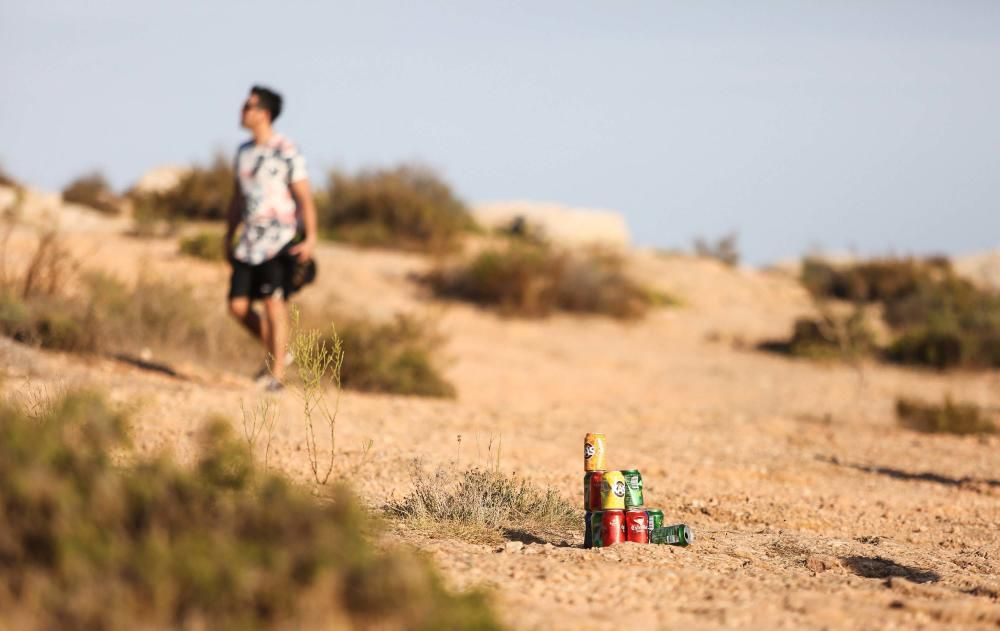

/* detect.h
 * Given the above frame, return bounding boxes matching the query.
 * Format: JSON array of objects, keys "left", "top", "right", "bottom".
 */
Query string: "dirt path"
[{"left": 3, "top": 206, "right": 999, "bottom": 628}]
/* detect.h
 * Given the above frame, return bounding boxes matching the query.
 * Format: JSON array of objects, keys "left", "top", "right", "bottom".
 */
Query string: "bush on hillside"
[
  {"left": 425, "top": 242, "right": 661, "bottom": 319},
  {"left": 2, "top": 258, "right": 460, "bottom": 394},
  {"left": 0, "top": 270, "right": 250, "bottom": 369},
  {"left": 783, "top": 257, "right": 1000, "bottom": 370},
  {"left": 896, "top": 396, "right": 997, "bottom": 435},
  {"left": 315, "top": 165, "right": 472, "bottom": 252},
  {"left": 179, "top": 229, "right": 226, "bottom": 261},
  {"left": 800, "top": 257, "right": 951, "bottom": 303},
  {"left": 62, "top": 171, "right": 122, "bottom": 215},
  {"left": 759, "top": 311, "right": 876, "bottom": 360},
  {"left": 0, "top": 390, "right": 500, "bottom": 629},
  {"left": 129, "top": 155, "right": 234, "bottom": 235},
  {"left": 335, "top": 315, "right": 456, "bottom": 398},
  {"left": 693, "top": 233, "right": 740, "bottom": 267}
]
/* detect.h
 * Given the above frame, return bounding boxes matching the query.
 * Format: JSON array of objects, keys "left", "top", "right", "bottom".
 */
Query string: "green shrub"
[
  {"left": 129, "top": 155, "right": 233, "bottom": 228},
  {"left": 62, "top": 172, "right": 121, "bottom": 215},
  {"left": 784, "top": 311, "right": 876, "bottom": 360},
  {"left": 386, "top": 464, "right": 579, "bottom": 545},
  {"left": 314, "top": 314, "right": 455, "bottom": 398},
  {"left": 315, "top": 165, "right": 472, "bottom": 251},
  {"left": 426, "top": 242, "right": 659, "bottom": 319},
  {"left": 0, "top": 291, "right": 96, "bottom": 352},
  {"left": 801, "top": 257, "right": 951, "bottom": 303},
  {"left": 896, "top": 396, "right": 997, "bottom": 435},
  {"left": 179, "top": 229, "right": 226, "bottom": 261},
  {"left": 1, "top": 270, "right": 251, "bottom": 370},
  {"left": 792, "top": 257, "right": 1000, "bottom": 370},
  {"left": 0, "top": 390, "right": 501, "bottom": 629}
]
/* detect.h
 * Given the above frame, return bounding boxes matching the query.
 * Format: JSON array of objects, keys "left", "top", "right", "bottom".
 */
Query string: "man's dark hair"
[{"left": 251, "top": 85, "right": 283, "bottom": 122}]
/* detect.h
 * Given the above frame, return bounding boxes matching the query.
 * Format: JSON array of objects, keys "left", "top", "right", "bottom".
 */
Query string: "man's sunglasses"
[{"left": 242, "top": 102, "right": 262, "bottom": 112}]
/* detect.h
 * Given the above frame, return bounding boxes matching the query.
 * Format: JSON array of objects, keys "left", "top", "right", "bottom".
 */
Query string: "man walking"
[{"left": 225, "top": 85, "right": 317, "bottom": 391}]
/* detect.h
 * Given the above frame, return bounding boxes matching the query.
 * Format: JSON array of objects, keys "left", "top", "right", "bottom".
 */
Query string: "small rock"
[
  {"left": 504, "top": 541, "right": 524, "bottom": 553},
  {"left": 806, "top": 554, "right": 840, "bottom": 573}
]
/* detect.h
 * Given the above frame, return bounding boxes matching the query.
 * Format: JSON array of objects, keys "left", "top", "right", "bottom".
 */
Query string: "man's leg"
[
  {"left": 228, "top": 297, "right": 272, "bottom": 348},
  {"left": 262, "top": 295, "right": 288, "bottom": 381}
]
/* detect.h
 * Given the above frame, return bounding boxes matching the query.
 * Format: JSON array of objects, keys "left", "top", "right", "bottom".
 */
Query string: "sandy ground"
[{"left": 2, "top": 197, "right": 999, "bottom": 629}]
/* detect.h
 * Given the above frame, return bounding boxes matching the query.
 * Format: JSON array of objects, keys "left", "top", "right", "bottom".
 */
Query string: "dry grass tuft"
[{"left": 386, "top": 464, "right": 579, "bottom": 545}]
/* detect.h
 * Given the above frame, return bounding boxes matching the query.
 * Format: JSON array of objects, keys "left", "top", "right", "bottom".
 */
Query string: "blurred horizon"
[{"left": 2, "top": 0, "right": 998, "bottom": 264}]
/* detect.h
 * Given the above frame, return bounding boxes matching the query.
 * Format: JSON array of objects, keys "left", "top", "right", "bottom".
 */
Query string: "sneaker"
[
  {"left": 261, "top": 376, "right": 284, "bottom": 393},
  {"left": 253, "top": 351, "right": 294, "bottom": 384}
]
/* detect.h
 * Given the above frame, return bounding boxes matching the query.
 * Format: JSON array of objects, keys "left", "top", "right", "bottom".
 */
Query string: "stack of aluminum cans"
[{"left": 583, "top": 433, "right": 693, "bottom": 549}]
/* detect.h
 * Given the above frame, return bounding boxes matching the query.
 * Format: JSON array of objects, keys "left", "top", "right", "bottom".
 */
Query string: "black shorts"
[{"left": 228, "top": 253, "right": 292, "bottom": 301}]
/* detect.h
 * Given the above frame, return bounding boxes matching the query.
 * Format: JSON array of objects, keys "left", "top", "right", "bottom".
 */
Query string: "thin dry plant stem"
[
  {"left": 287, "top": 307, "right": 344, "bottom": 485},
  {"left": 240, "top": 398, "right": 278, "bottom": 470},
  {"left": 262, "top": 399, "right": 279, "bottom": 471}
]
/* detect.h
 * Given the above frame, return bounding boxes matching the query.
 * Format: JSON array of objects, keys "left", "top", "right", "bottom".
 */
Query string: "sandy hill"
[{"left": 2, "top": 187, "right": 999, "bottom": 629}]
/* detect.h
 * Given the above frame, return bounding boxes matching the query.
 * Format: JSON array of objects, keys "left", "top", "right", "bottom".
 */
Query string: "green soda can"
[
  {"left": 651, "top": 524, "right": 694, "bottom": 546},
  {"left": 645, "top": 508, "right": 664, "bottom": 540},
  {"left": 584, "top": 512, "right": 594, "bottom": 548},
  {"left": 590, "top": 511, "right": 604, "bottom": 548},
  {"left": 621, "top": 469, "right": 644, "bottom": 508}
]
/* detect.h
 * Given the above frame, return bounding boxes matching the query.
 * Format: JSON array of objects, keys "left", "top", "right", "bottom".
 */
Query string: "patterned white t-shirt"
[{"left": 232, "top": 133, "right": 308, "bottom": 265}]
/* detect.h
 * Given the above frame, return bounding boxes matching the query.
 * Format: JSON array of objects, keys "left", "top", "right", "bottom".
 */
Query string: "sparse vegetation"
[
  {"left": 240, "top": 397, "right": 279, "bottom": 471},
  {"left": 62, "top": 171, "right": 122, "bottom": 215},
  {"left": 1, "top": 266, "right": 251, "bottom": 370},
  {"left": 386, "top": 463, "right": 579, "bottom": 545},
  {"left": 766, "top": 257, "right": 1000, "bottom": 370},
  {"left": 129, "top": 155, "right": 233, "bottom": 236},
  {"left": 285, "top": 309, "right": 345, "bottom": 485},
  {"left": 694, "top": 232, "right": 740, "bottom": 267},
  {"left": 1, "top": 226, "right": 457, "bottom": 392},
  {"left": 426, "top": 242, "right": 660, "bottom": 319},
  {"left": 773, "top": 311, "right": 876, "bottom": 360},
  {"left": 0, "top": 390, "right": 500, "bottom": 629},
  {"left": 896, "top": 396, "right": 997, "bottom": 435},
  {"left": 801, "top": 257, "right": 949, "bottom": 304},
  {"left": 336, "top": 315, "right": 456, "bottom": 397},
  {"left": 315, "top": 164, "right": 473, "bottom": 252},
  {"left": 179, "top": 228, "right": 226, "bottom": 261}
]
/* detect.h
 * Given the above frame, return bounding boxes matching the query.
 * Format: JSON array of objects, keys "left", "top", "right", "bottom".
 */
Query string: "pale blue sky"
[{"left": 2, "top": 1, "right": 998, "bottom": 263}]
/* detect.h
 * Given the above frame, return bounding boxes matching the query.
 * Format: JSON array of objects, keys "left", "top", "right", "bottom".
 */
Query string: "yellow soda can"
[
  {"left": 584, "top": 433, "right": 607, "bottom": 471},
  {"left": 600, "top": 470, "right": 627, "bottom": 510}
]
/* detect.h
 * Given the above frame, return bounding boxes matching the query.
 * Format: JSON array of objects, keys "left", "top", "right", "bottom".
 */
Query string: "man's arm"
[
  {"left": 289, "top": 179, "right": 317, "bottom": 262},
  {"left": 224, "top": 177, "right": 243, "bottom": 261}
]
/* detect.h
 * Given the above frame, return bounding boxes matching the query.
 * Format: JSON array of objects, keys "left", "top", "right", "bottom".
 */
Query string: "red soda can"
[
  {"left": 601, "top": 510, "right": 626, "bottom": 546},
  {"left": 625, "top": 509, "right": 649, "bottom": 543},
  {"left": 585, "top": 471, "right": 604, "bottom": 511}
]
